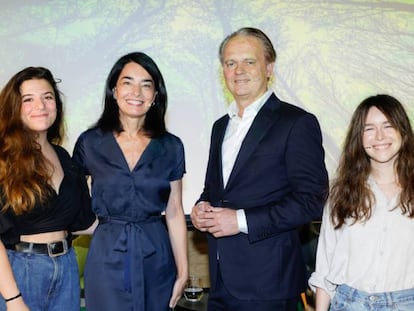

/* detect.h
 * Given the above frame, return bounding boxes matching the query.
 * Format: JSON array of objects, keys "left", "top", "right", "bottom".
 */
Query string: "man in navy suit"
[{"left": 191, "top": 27, "right": 329, "bottom": 311}]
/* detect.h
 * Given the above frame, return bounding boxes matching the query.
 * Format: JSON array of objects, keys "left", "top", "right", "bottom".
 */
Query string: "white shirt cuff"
[{"left": 236, "top": 209, "right": 248, "bottom": 234}]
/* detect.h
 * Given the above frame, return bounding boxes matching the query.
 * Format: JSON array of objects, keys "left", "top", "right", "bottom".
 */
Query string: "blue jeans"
[
  {"left": 330, "top": 284, "right": 414, "bottom": 311},
  {"left": 0, "top": 248, "right": 80, "bottom": 311}
]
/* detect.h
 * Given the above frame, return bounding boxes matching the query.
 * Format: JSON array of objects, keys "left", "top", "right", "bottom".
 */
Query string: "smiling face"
[
  {"left": 20, "top": 78, "right": 57, "bottom": 135},
  {"left": 113, "top": 62, "right": 157, "bottom": 122},
  {"left": 363, "top": 106, "right": 402, "bottom": 167},
  {"left": 222, "top": 35, "right": 274, "bottom": 112}
]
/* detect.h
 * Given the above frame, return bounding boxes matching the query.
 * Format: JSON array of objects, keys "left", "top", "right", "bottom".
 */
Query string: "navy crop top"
[{"left": 0, "top": 145, "right": 95, "bottom": 247}]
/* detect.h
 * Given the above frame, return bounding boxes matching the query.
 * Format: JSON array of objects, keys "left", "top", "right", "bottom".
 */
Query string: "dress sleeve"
[
  {"left": 308, "top": 202, "right": 337, "bottom": 298},
  {"left": 72, "top": 132, "right": 90, "bottom": 176},
  {"left": 169, "top": 137, "right": 186, "bottom": 181},
  {"left": 67, "top": 162, "right": 95, "bottom": 232}
]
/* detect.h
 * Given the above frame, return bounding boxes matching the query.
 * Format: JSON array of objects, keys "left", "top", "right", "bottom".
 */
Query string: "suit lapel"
[
  {"left": 225, "top": 94, "right": 281, "bottom": 190},
  {"left": 213, "top": 116, "right": 229, "bottom": 190}
]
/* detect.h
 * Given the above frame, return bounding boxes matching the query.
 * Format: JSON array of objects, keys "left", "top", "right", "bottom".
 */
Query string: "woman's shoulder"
[
  {"left": 52, "top": 144, "right": 82, "bottom": 173},
  {"left": 158, "top": 132, "right": 184, "bottom": 147},
  {"left": 52, "top": 144, "right": 71, "bottom": 159},
  {"left": 77, "top": 127, "right": 104, "bottom": 141},
  {"left": 75, "top": 127, "right": 111, "bottom": 148},
  {"left": 154, "top": 133, "right": 185, "bottom": 159}
]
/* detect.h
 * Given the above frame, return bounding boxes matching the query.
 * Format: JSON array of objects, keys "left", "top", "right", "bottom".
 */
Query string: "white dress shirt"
[
  {"left": 309, "top": 177, "right": 414, "bottom": 297},
  {"left": 221, "top": 90, "right": 272, "bottom": 233}
]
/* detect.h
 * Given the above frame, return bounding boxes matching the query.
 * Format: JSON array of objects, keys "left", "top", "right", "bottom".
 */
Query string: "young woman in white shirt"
[{"left": 309, "top": 94, "right": 414, "bottom": 311}]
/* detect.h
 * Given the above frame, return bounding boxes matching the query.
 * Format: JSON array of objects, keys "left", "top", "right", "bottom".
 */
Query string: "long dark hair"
[
  {"left": 94, "top": 52, "right": 167, "bottom": 137},
  {"left": 330, "top": 94, "right": 414, "bottom": 228}
]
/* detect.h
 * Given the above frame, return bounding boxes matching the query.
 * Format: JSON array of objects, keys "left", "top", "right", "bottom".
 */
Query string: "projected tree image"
[{"left": 1, "top": 0, "right": 413, "bottom": 212}]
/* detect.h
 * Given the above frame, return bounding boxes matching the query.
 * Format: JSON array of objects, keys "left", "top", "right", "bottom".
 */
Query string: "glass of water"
[{"left": 184, "top": 275, "right": 204, "bottom": 302}]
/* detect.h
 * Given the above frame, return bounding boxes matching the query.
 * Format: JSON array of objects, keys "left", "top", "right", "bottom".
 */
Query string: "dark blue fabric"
[
  {"left": 199, "top": 93, "right": 328, "bottom": 300},
  {"left": 73, "top": 129, "right": 185, "bottom": 311},
  {"left": 208, "top": 266, "right": 298, "bottom": 311}
]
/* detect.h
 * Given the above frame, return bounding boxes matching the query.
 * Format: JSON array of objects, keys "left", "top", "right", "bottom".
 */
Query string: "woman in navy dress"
[{"left": 73, "top": 52, "right": 188, "bottom": 311}]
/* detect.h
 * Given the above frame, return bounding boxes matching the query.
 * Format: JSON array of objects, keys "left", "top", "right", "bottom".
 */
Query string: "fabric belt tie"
[{"left": 98, "top": 215, "right": 160, "bottom": 311}]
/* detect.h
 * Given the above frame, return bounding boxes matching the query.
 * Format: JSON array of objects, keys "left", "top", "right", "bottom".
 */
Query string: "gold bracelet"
[{"left": 4, "top": 292, "right": 21, "bottom": 302}]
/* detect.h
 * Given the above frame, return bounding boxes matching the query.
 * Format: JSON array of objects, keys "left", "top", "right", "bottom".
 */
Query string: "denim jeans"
[
  {"left": 0, "top": 248, "right": 80, "bottom": 311},
  {"left": 330, "top": 284, "right": 414, "bottom": 311}
]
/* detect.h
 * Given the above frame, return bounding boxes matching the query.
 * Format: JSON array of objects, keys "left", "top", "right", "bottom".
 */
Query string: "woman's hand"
[
  {"left": 6, "top": 297, "right": 30, "bottom": 311},
  {"left": 168, "top": 275, "right": 187, "bottom": 308},
  {"left": 315, "top": 287, "right": 331, "bottom": 311}
]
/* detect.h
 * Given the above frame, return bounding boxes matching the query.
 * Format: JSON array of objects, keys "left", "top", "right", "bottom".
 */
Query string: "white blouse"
[{"left": 309, "top": 177, "right": 414, "bottom": 297}]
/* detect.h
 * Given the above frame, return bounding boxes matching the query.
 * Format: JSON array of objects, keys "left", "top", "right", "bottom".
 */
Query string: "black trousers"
[{"left": 207, "top": 266, "right": 299, "bottom": 311}]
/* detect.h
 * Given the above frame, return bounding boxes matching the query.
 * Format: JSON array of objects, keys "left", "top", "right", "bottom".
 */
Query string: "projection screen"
[{"left": 1, "top": 0, "right": 413, "bottom": 213}]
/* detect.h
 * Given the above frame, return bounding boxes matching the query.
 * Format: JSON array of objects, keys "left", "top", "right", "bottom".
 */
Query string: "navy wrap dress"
[{"left": 73, "top": 128, "right": 185, "bottom": 311}]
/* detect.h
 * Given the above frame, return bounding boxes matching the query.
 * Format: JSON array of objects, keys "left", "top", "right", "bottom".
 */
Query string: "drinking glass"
[{"left": 184, "top": 275, "right": 203, "bottom": 302}]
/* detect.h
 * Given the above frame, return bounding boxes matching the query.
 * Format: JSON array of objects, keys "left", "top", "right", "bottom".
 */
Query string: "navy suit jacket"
[{"left": 199, "top": 93, "right": 328, "bottom": 300}]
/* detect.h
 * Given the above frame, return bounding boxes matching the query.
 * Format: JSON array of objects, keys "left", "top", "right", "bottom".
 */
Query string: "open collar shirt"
[
  {"left": 221, "top": 90, "right": 272, "bottom": 187},
  {"left": 309, "top": 176, "right": 414, "bottom": 297},
  {"left": 221, "top": 91, "right": 272, "bottom": 234}
]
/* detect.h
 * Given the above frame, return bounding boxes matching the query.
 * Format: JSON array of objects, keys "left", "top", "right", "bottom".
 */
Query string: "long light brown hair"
[
  {"left": 330, "top": 94, "right": 414, "bottom": 228},
  {"left": 0, "top": 67, "right": 64, "bottom": 215}
]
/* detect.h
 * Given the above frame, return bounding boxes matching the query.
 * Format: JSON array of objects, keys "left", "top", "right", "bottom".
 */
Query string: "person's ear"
[{"left": 266, "top": 62, "right": 275, "bottom": 80}]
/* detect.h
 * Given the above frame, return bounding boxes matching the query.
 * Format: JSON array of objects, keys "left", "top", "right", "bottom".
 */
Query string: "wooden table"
[{"left": 175, "top": 293, "right": 208, "bottom": 311}]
